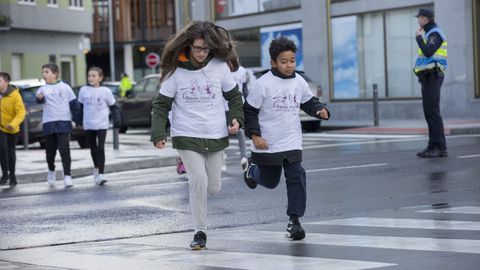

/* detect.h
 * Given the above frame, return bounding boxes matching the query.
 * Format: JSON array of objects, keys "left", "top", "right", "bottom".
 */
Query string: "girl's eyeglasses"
[{"left": 191, "top": 45, "right": 210, "bottom": 53}]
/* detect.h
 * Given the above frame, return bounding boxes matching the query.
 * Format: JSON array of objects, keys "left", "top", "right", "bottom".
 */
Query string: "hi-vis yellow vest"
[{"left": 414, "top": 27, "right": 447, "bottom": 74}]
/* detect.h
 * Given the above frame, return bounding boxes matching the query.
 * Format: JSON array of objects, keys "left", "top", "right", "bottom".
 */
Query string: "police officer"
[{"left": 414, "top": 8, "right": 448, "bottom": 158}]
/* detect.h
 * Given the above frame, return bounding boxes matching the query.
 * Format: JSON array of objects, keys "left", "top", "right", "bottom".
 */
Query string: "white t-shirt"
[
  {"left": 159, "top": 58, "right": 237, "bottom": 139},
  {"left": 224, "top": 66, "right": 247, "bottom": 111},
  {"left": 37, "top": 81, "right": 76, "bottom": 124},
  {"left": 246, "top": 71, "right": 313, "bottom": 153},
  {"left": 78, "top": 85, "right": 116, "bottom": 130}
]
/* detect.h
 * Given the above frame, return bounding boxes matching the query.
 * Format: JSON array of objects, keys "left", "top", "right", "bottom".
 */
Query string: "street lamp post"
[{"left": 108, "top": 0, "right": 119, "bottom": 150}]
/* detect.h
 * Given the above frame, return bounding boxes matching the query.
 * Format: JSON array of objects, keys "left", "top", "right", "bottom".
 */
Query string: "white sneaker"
[
  {"left": 240, "top": 157, "right": 248, "bottom": 171},
  {"left": 64, "top": 175, "right": 74, "bottom": 188},
  {"left": 47, "top": 170, "right": 56, "bottom": 187},
  {"left": 93, "top": 168, "right": 99, "bottom": 181},
  {"left": 95, "top": 173, "right": 107, "bottom": 186}
]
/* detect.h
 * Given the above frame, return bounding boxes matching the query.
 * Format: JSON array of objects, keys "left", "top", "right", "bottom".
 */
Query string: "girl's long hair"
[{"left": 160, "top": 21, "right": 239, "bottom": 81}]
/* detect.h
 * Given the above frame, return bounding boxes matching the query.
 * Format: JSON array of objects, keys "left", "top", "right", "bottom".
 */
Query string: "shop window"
[
  {"left": 214, "top": 0, "right": 300, "bottom": 19},
  {"left": 17, "top": 0, "right": 36, "bottom": 5},
  {"left": 331, "top": 6, "right": 429, "bottom": 100}
]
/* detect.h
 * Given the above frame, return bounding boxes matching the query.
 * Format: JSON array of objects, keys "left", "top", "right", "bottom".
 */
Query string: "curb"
[{"left": 17, "top": 156, "right": 178, "bottom": 184}]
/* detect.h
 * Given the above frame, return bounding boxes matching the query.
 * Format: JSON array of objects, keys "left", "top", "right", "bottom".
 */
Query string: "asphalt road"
[{"left": 1, "top": 132, "right": 479, "bottom": 269}]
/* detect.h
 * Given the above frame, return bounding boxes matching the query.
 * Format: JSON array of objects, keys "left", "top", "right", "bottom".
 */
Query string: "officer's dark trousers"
[
  {"left": 249, "top": 160, "right": 306, "bottom": 218},
  {"left": 419, "top": 71, "right": 446, "bottom": 150}
]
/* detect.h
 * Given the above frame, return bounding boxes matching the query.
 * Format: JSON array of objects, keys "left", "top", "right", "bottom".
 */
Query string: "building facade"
[
  {"left": 88, "top": 0, "right": 175, "bottom": 81},
  {"left": 178, "top": 0, "right": 480, "bottom": 120},
  {"left": 0, "top": 0, "right": 93, "bottom": 86}
]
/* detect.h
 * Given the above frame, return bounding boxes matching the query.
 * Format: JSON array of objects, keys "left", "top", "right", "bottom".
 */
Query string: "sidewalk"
[
  {"left": 15, "top": 132, "right": 178, "bottom": 183},
  {"left": 13, "top": 118, "right": 480, "bottom": 184},
  {"left": 322, "top": 118, "right": 480, "bottom": 135}
]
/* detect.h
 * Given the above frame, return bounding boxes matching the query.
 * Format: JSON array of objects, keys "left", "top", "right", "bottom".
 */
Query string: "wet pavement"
[{"left": 2, "top": 120, "right": 480, "bottom": 269}]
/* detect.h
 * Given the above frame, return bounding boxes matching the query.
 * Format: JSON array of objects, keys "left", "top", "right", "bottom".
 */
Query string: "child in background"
[
  {"left": 0, "top": 72, "right": 26, "bottom": 186},
  {"left": 78, "top": 67, "right": 120, "bottom": 185},
  {"left": 243, "top": 37, "right": 330, "bottom": 240},
  {"left": 222, "top": 64, "right": 249, "bottom": 171},
  {"left": 36, "top": 63, "right": 81, "bottom": 188}
]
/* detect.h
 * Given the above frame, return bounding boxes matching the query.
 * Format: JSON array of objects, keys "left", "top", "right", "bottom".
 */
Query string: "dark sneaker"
[
  {"left": 285, "top": 220, "right": 305, "bottom": 240},
  {"left": 190, "top": 231, "right": 207, "bottom": 250},
  {"left": 416, "top": 147, "right": 433, "bottom": 157},
  {"left": 9, "top": 175, "right": 17, "bottom": 186},
  {"left": 0, "top": 175, "right": 8, "bottom": 185},
  {"left": 417, "top": 148, "right": 448, "bottom": 158},
  {"left": 243, "top": 158, "right": 257, "bottom": 189}
]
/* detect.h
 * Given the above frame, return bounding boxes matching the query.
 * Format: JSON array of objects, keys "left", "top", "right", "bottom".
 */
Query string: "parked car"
[
  {"left": 117, "top": 74, "right": 161, "bottom": 133},
  {"left": 252, "top": 69, "right": 324, "bottom": 132},
  {"left": 11, "top": 79, "right": 88, "bottom": 148}
]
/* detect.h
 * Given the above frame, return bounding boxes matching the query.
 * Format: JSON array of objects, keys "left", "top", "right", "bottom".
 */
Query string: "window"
[
  {"left": 331, "top": 6, "right": 428, "bottom": 100},
  {"left": 475, "top": 0, "right": 480, "bottom": 97},
  {"left": 69, "top": 0, "right": 84, "bottom": 9},
  {"left": 47, "top": 0, "right": 58, "bottom": 7},
  {"left": 214, "top": 0, "right": 300, "bottom": 19},
  {"left": 17, "top": 0, "right": 36, "bottom": 5}
]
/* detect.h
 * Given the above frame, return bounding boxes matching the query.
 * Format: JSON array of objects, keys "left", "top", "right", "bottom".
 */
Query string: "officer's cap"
[{"left": 415, "top": 8, "right": 434, "bottom": 19}]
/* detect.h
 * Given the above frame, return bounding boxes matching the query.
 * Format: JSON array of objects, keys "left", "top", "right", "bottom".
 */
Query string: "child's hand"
[
  {"left": 6, "top": 125, "right": 14, "bottom": 132},
  {"left": 154, "top": 139, "right": 166, "bottom": 149},
  {"left": 228, "top": 119, "right": 240, "bottom": 135},
  {"left": 316, "top": 108, "right": 329, "bottom": 120},
  {"left": 36, "top": 93, "right": 44, "bottom": 99},
  {"left": 252, "top": 134, "right": 268, "bottom": 150}
]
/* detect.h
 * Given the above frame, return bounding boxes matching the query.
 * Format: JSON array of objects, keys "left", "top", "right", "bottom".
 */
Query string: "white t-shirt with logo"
[
  {"left": 246, "top": 71, "right": 313, "bottom": 153},
  {"left": 37, "top": 81, "right": 76, "bottom": 124},
  {"left": 78, "top": 85, "right": 116, "bottom": 130},
  {"left": 159, "top": 58, "right": 237, "bottom": 139}
]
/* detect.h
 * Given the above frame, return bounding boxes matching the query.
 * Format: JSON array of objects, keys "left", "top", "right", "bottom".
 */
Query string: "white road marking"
[
  {"left": 306, "top": 163, "right": 388, "bottom": 173},
  {"left": 303, "top": 133, "right": 422, "bottom": 139},
  {"left": 308, "top": 217, "right": 480, "bottom": 231},
  {"left": 418, "top": 206, "right": 480, "bottom": 214},
  {"left": 457, "top": 154, "right": 480, "bottom": 159},
  {"left": 213, "top": 229, "right": 480, "bottom": 254}
]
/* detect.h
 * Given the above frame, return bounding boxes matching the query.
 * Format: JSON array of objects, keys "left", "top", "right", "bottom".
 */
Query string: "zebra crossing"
[{"left": 3, "top": 203, "right": 478, "bottom": 270}]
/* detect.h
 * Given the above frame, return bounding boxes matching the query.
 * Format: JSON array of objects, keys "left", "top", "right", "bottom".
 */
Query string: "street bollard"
[
  {"left": 113, "top": 127, "right": 119, "bottom": 150},
  {"left": 22, "top": 114, "right": 29, "bottom": 150},
  {"left": 373, "top": 84, "right": 379, "bottom": 127}
]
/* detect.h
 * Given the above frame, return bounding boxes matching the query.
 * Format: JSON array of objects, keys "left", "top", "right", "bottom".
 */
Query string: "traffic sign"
[{"left": 145, "top": 52, "right": 160, "bottom": 68}]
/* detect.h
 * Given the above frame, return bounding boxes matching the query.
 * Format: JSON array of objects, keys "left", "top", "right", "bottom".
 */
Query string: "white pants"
[{"left": 177, "top": 149, "right": 223, "bottom": 232}]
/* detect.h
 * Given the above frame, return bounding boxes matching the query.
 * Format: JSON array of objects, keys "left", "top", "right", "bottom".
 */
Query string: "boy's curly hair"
[{"left": 269, "top": 37, "right": 297, "bottom": 61}]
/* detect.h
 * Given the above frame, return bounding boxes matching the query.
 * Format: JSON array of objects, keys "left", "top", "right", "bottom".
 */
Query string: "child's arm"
[
  {"left": 300, "top": 97, "right": 330, "bottom": 120},
  {"left": 150, "top": 93, "right": 172, "bottom": 149},
  {"left": 244, "top": 101, "right": 261, "bottom": 138},
  {"left": 223, "top": 84, "right": 244, "bottom": 129},
  {"left": 36, "top": 89, "right": 45, "bottom": 104}
]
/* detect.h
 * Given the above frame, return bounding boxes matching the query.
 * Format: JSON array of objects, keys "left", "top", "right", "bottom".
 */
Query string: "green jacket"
[{"left": 150, "top": 56, "right": 244, "bottom": 153}]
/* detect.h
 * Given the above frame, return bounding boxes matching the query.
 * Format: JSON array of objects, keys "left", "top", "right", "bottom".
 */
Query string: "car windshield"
[{"left": 20, "top": 86, "right": 40, "bottom": 106}]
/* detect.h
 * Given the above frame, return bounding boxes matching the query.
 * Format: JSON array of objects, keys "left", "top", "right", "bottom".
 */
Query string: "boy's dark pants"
[
  {"left": 44, "top": 133, "right": 71, "bottom": 176},
  {"left": 0, "top": 131, "right": 19, "bottom": 176},
  {"left": 250, "top": 159, "right": 306, "bottom": 218}
]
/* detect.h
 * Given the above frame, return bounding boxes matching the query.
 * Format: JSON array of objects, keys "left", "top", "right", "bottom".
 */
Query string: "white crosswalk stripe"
[
  {"left": 210, "top": 229, "right": 480, "bottom": 254},
  {"left": 136, "top": 249, "right": 396, "bottom": 270},
  {"left": 308, "top": 217, "right": 480, "bottom": 231}
]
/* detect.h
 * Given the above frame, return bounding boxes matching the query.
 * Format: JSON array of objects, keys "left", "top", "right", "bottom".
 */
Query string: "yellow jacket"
[{"left": 0, "top": 85, "right": 26, "bottom": 134}]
